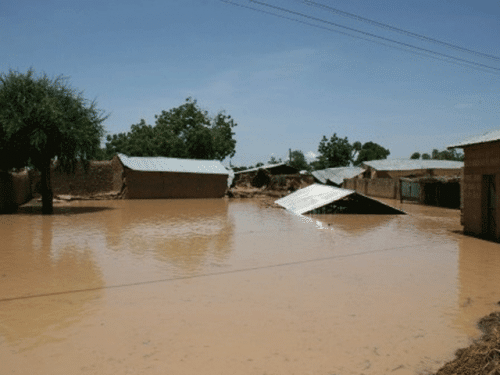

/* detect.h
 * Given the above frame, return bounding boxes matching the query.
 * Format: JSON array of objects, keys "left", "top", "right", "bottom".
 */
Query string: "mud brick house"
[
  {"left": 232, "top": 162, "right": 299, "bottom": 186},
  {"left": 344, "top": 159, "right": 463, "bottom": 204},
  {"left": 361, "top": 159, "right": 464, "bottom": 179},
  {"left": 449, "top": 129, "right": 500, "bottom": 241},
  {"left": 115, "top": 154, "right": 230, "bottom": 199}
]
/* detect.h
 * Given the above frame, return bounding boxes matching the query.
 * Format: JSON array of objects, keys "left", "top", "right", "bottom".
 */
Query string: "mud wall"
[
  {"left": 0, "top": 170, "right": 34, "bottom": 213},
  {"left": 0, "top": 172, "right": 16, "bottom": 212},
  {"left": 124, "top": 169, "right": 228, "bottom": 199},
  {"left": 30, "top": 159, "right": 121, "bottom": 196},
  {"left": 462, "top": 142, "right": 500, "bottom": 240},
  {"left": 344, "top": 178, "right": 401, "bottom": 200},
  {"left": 385, "top": 168, "right": 463, "bottom": 179}
]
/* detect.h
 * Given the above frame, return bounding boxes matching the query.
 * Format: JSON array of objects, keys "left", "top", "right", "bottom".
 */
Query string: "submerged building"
[
  {"left": 449, "top": 129, "right": 500, "bottom": 241},
  {"left": 275, "top": 184, "right": 405, "bottom": 215},
  {"left": 115, "top": 154, "right": 230, "bottom": 199}
]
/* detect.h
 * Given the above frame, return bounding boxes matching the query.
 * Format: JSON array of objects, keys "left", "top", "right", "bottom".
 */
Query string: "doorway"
[{"left": 482, "top": 175, "right": 497, "bottom": 239}]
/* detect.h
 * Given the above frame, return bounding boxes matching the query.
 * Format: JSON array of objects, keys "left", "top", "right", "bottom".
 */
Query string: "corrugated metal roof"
[
  {"left": 275, "top": 184, "right": 354, "bottom": 215},
  {"left": 448, "top": 129, "right": 500, "bottom": 148},
  {"left": 275, "top": 183, "right": 405, "bottom": 215},
  {"left": 362, "top": 159, "right": 463, "bottom": 171},
  {"left": 312, "top": 167, "right": 365, "bottom": 185},
  {"left": 117, "top": 154, "right": 229, "bottom": 175}
]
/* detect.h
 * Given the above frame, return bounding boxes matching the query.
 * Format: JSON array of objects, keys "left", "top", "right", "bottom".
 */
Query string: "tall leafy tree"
[
  {"left": 354, "top": 141, "right": 390, "bottom": 165},
  {"left": 316, "top": 133, "right": 353, "bottom": 169},
  {"left": 409, "top": 149, "right": 463, "bottom": 161},
  {"left": 0, "top": 69, "right": 107, "bottom": 214},
  {"left": 289, "top": 150, "right": 310, "bottom": 171},
  {"left": 106, "top": 98, "right": 237, "bottom": 161}
]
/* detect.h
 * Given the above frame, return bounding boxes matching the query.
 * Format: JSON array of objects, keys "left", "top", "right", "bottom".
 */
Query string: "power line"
[
  {"left": 299, "top": 0, "right": 500, "bottom": 63},
  {"left": 247, "top": 0, "right": 500, "bottom": 72},
  {"left": 0, "top": 241, "right": 443, "bottom": 302},
  {"left": 221, "top": 0, "right": 500, "bottom": 75}
]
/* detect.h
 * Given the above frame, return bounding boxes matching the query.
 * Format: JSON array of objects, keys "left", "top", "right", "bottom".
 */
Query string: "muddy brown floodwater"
[{"left": 1, "top": 198, "right": 500, "bottom": 375}]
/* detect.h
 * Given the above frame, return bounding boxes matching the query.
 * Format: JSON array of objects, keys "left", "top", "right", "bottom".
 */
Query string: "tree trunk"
[{"left": 40, "top": 159, "right": 53, "bottom": 215}]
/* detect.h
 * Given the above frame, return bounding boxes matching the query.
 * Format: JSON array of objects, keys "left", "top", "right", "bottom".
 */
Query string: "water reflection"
[
  {"left": 0, "top": 215, "right": 103, "bottom": 348},
  {"left": 308, "top": 214, "right": 396, "bottom": 236},
  {"left": 102, "top": 200, "right": 234, "bottom": 274}
]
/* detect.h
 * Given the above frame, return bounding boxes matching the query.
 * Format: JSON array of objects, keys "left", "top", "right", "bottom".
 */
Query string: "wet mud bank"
[{"left": 434, "top": 311, "right": 500, "bottom": 375}]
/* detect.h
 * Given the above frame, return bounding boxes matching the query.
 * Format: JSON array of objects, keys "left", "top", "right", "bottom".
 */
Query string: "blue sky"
[{"left": 2, "top": 0, "right": 499, "bottom": 167}]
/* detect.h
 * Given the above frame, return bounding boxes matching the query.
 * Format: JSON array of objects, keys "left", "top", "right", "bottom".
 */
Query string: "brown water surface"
[{"left": 1, "top": 199, "right": 500, "bottom": 374}]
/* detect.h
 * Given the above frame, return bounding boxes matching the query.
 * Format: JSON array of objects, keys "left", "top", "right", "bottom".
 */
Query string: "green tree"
[
  {"left": 410, "top": 149, "right": 463, "bottom": 161},
  {"left": 106, "top": 98, "right": 237, "bottom": 161},
  {"left": 317, "top": 133, "right": 353, "bottom": 169},
  {"left": 0, "top": 69, "right": 107, "bottom": 214},
  {"left": 431, "top": 148, "right": 464, "bottom": 161},
  {"left": 267, "top": 156, "right": 282, "bottom": 165},
  {"left": 289, "top": 150, "right": 310, "bottom": 171},
  {"left": 354, "top": 142, "right": 390, "bottom": 165}
]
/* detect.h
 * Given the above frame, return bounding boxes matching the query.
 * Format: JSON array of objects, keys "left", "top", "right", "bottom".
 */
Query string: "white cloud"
[{"left": 305, "top": 151, "right": 318, "bottom": 161}]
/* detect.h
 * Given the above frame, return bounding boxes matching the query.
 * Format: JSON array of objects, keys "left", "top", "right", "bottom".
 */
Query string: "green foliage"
[
  {"left": 410, "top": 149, "right": 463, "bottom": 161},
  {"left": 314, "top": 134, "right": 390, "bottom": 170},
  {"left": 430, "top": 148, "right": 463, "bottom": 161},
  {"left": 267, "top": 156, "right": 282, "bottom": 165},
  {"left": 354, "top": 141, "right": 390, "bottom": 166},
  {"left": 317, "top": 133, "right": 353, "bottom": 169},
  {"left": 0, "top": 69, "right": 106, "bottom": 172},
  {"left": 289, "top": 150, "right": 310, "bottom": 171},
  {"left": 0, "top": 68, "right": 107, "bottom": 214},
  {"left": 105, "top": 98, "right": 237, "bottom": 161}
]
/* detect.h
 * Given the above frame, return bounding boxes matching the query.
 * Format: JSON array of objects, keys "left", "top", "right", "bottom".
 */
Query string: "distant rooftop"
[
  {"left": 234, "top": 162, "right": 296, "bottom": 174},
  {"left": 362, "top": 159, "right": 463, "bottom": 171},
  {"left": 117, "top": 154, "right": 229, "bottom": 175},
  {"left": 448, "top": 128, "right": 500, "bottom": 148},
  {"left": 312, "top": 166, "right": 365, "bottom": 185}
]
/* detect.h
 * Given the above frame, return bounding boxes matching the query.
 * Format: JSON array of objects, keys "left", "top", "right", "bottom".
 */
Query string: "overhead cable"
[
  {"left": 221, "top": 0, "right": 500, "bottom": 75},
  {"left": 299, "top": 0, "right": 500, "bottom": 62}
]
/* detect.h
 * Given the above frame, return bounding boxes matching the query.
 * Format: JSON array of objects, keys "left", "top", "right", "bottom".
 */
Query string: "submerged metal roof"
[
  {"left": 362, "top": 159, "right": 463, "bottom": 171},
  {"left": 275, "top": 184, "right": 405, "bottom": 215},
  {"left": 117, "top": 154, "right": 229, "bottom": 175},
  {"left": 312, "top": 167, "right": 365, "bottom": 185},
  {"left": 448, "top": 128, "right": 500, "bottom": 148},
  {"left": 275, "top": 184, "right": 354, "bottom": 215}
]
